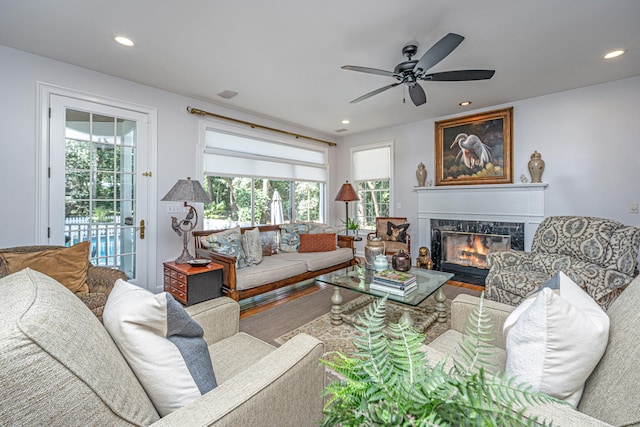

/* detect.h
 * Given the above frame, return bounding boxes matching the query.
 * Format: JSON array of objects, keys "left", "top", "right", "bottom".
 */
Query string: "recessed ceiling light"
[
  {"left": 459, "top": 101, "right": 472, "bottom": 106},
  {"left": 341, "top": 119, "right": 350, "bottom": 124},
  {"left": 604, "top": 49, "right": 625, "bottom": 60},
  {"left": 114, "top": 35, "right": 135, "bottom": 47}
]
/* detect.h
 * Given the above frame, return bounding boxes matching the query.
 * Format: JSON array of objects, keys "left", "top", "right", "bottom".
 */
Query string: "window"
[
  {"left": 203, "top": 177, "right": 322, "bottom": 228},
  {"left": 351, "top": 142, "right": 393, "bottom": 229},
  {"left": 201, "top": 123, "right": 327, "bottom": 229}
]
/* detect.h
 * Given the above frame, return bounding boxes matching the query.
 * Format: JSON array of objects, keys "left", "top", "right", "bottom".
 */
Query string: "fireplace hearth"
[{"left": 431, "top": 220, "right": 524, "bottom": 286}]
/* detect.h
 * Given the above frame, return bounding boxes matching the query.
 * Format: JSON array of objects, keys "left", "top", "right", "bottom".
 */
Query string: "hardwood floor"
[{"left": 239, "top": 277, "right": 484, "bottom": 319}]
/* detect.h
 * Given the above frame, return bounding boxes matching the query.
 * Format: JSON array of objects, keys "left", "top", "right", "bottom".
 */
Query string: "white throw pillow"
[
  {"left": 103, "top": 279, "right": 217, "bottom": 416},
  {"left": 503, "top": 271, "right": 609, "bottom": 406},
  {"left": 242, "top": 226, "right": 263, "bottom": 265}
]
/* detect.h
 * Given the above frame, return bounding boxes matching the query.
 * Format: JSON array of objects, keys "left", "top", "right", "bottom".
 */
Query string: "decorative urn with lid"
[
  {"left": 364, "top": 236, "right": 386, "bottom": 270},
  {"left": 392, "top": 249, "right": 412, "bottom": 272},
  {"left": 373, "top": 254, "right": 389, "bottom": 272}
]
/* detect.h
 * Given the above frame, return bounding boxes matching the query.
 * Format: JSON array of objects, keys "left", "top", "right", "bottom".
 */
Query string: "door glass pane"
[{"left": 63, "top": 108, "right": 137, "bottom": 278}]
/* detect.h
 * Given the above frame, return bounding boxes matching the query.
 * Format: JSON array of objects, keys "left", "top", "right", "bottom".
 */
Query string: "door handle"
[{"left": 139, "top": 219, "right": 145, "bottom": 239}]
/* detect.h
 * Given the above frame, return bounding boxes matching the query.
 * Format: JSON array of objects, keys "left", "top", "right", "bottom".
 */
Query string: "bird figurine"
[
  {"left": 170, "top": 216, "right": 182, "bottom": 237},
  {"left": 450, "top": 133, "right": 492, "bottom": 169}
]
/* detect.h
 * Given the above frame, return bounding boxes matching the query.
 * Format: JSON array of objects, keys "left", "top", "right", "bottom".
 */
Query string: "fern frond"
[{"left": 453, "top": 291, "right": 498, "bottom": 375}]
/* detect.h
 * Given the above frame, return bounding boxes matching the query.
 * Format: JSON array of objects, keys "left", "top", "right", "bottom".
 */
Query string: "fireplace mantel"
[{"left": 415, "top": 183, "right": 548, "bottom": 252}]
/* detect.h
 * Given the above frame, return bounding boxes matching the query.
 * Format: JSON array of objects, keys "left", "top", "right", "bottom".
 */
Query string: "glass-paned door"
[{"left": 49, "top": 95, "right": 149, "bottom": 283}]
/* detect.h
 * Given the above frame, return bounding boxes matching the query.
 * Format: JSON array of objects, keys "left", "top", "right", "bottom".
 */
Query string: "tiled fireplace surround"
[{"left": 415, "top": 183, "right": 547, "bottom": 285}]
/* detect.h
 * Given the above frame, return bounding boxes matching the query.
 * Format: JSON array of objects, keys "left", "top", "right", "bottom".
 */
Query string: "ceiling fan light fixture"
[
  {"left": 459, "top": 101, "right": 472, "bottom": 106},
  {"left": 341, "top": 119, "right": 350, "bottom": 124},
  {"left": 113, "top": 35, "right": 135, "bottom": 47},
  {"left": 604, "top": 49, "right": 625, "bottom": 60}
]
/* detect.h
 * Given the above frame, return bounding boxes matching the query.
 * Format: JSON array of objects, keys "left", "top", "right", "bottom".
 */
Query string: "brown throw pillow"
[
  {"left": 1, "top": 241, "right": 90, "bottom": 293},
  {"left": 385, "top": 222, "right": 409, "bottom": 243},
  {"left": 298, "top": 233, "right": 337, "bottom": 253}
]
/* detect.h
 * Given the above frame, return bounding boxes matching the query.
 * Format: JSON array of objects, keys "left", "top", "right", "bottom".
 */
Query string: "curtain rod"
[{"left": 186, "top": 106, "right": 337, "bottom": 147}]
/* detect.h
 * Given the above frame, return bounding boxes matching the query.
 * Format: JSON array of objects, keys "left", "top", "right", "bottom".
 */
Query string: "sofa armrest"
[
  {"left": 486, "top": 251, "right": 535, "bottom": 272},
  {"left": 450, "top": 294, "right": 516, "bottom": 350},
  {"left": 153, "top": 333, "right": 325, "bottom": 427},
  {"left": 522, "top": 401, "right": 612, "bottom": 427},
  {"left": 186, "top": 297, "right": 239, "bottom": 345},
  {"left": 87, "top": 265, "right": 127, "bottom": 294}
]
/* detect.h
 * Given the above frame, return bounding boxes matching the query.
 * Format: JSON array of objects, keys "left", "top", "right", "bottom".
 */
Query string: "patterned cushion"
[
  {"left": 385, "top": 221, "right": 409, "bottom": 243},
  {"left": 260, "top": 230, "right": 280, "bottom": 256},
  {"left": 200, "top": 227, "right": 248, "bottom": 268},
  {"left": 279, "top": 223, "right": 309, "bottom": 253},
  {"left": 103, "top": 279, "right": 217, "bottom": 417}
]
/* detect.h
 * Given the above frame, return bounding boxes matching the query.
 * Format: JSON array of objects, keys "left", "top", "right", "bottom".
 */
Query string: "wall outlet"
[{"left": 630, "top": 203, "right": 639, "bottom": 214}]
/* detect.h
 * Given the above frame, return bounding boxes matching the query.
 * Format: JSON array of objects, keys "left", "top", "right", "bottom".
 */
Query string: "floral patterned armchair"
[{"left": 485, "top": 216, "right": 640, "bottom": 310}]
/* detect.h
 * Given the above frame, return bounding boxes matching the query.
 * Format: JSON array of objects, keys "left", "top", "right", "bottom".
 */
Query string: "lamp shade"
[
  {"left": 335, "top": 181, "right": 359, "bottom": 202},
  {"left": 161, "top": 177, "right": 212, "bottom": 203}
]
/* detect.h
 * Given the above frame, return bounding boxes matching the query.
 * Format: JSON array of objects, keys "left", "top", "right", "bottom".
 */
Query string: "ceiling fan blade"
[
  {"left": 341, "top": 65, "right": 397, "bottom": 78},
  {"left": 408, "top": 83, "right": 427, "bottom": 106},
  {"left": 412, "top": 33, "right": 464, "bottom": 75},
  {"left": 422, "top": 69, "right": 496, "bottom": 81},
  {"left": 350, "top": 82, "right": 401, "bottom": 103}
]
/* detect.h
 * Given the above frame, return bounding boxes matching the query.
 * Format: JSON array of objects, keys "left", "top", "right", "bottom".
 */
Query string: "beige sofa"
[
  {"left": 425, "top": 274, "right": 640, "bottom": 426},
  {"left": 0, "top": 268, "right": 325, "bottom": 426},
  {"left": 195, "top": 224, "right": 356, "bottom": 301}
]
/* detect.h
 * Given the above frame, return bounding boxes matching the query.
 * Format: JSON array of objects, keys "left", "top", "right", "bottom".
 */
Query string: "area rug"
[{"left": 275, "top": 292, "right": 454, "bottom": 357}]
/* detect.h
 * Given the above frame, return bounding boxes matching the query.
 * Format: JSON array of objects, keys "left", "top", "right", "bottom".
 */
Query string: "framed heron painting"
[{"left": 435, "top": 107, "right": 513, "bottom": 186}]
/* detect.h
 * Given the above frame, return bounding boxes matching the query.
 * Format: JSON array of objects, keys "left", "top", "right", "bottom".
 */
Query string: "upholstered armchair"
[
  {"left": 485, "top": 216, "right": 640, "bottom": 310},
  {"left": 0, "top": 245, "right": 127, "bottom": 319},
  {"left": 367, "top": 217, "right": 412, "bottom": 256}
]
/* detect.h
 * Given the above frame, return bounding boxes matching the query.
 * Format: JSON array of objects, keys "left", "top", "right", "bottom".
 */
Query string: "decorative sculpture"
[{"left": 416, "top": 246, "right": 433, "bottom": 270}]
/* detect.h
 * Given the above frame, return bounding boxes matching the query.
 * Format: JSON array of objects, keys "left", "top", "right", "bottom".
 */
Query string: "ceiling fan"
[{"left": 342, "top": 33, "right": 495, "bottom": 106}]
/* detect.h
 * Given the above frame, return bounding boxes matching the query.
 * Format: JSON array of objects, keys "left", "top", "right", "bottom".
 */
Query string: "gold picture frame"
[{"left": 435, "top": 107, "right": 513, "bottom": 186}]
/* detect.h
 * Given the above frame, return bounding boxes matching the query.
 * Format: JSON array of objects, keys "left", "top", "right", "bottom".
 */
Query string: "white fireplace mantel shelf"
[{"left": 415, "top": 183, "right": 548, "bottom": 252}]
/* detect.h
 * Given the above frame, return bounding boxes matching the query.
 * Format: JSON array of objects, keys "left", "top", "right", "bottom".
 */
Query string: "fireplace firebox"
[{"left": 431, "top": 220, "right": 524, "bottom": 286}]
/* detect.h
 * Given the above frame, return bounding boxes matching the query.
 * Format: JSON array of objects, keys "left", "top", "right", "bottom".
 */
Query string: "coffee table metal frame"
[{"left": 316, "top": 266, "right": 454, "bottom": 332}]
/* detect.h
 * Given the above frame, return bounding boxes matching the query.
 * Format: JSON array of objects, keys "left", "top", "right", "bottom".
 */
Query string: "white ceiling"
[{"left": 1, "top": 0, "right": 639, "bottom": 137}]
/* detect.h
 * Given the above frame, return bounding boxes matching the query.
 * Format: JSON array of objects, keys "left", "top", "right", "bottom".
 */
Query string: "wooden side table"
[{"left": 163, "top": 261, "right": 223, "bottom": 306}]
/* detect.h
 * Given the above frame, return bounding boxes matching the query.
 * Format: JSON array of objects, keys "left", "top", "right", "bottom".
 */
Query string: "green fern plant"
[{"left": 321, "top": 294, "right": 563, "bottom": 426}]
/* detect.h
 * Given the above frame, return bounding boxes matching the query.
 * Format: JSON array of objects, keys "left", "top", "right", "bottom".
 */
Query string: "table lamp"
[
  {"left": 335, "top": 181, "right": 360, "bottom": 236},
  {"left": 161, "top": 177, "right": 212, "bottom": 263}
]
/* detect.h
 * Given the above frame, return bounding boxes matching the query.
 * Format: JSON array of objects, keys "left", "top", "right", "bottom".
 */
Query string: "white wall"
[
  {"left": 336, "top": 76, "right": 640, "bottom": 255},
  {"left": 0, "top": 45, "right": 335, "bottom": 291}
]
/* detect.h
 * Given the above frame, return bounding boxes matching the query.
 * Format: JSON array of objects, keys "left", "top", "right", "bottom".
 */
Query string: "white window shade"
[
  {"left": 352, "top": 145, "right": 391, "bottom": 181},
  {"left": 204, "top": 127, "right": 327, "bottom": 182}
]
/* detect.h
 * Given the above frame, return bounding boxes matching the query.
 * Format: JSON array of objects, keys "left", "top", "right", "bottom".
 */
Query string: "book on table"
[
  {"left": 373, "top": 269, "right": 417, "bottom": 286},
  {"left": 370, "top": 280, "right": 417, "bottom": 296}
]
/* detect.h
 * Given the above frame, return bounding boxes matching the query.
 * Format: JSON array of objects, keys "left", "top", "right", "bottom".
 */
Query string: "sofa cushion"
[
  {"left": 385, "top": 221, "right": 409, "bottom": 243},
  {"left": 103, "top": 279, "right": 217, "bottom": 417},
  {"left": 0, "top": 269, "right": 159, "bottom": 425},
  {"left": 503, "top": 272, "right": 609, "bottom": 406},
  {"left": 208, "top": 332, "right": 275, "bottom": 384},
  {"left": 428, "top": 330, "right": 506, "bottom": 375},
  {"left": 578, "top": 275, "right": 640, "bottom": 425},
  {"left": 235, "top": 256, "right": 308, "bottom": 291},
  {"left": 279, "top": 223, "right": 309, "bottom": 253},
  {"left": 242, "top": 227, "right": 263, "bottom": 265},
  {"left": 278, "top": 247, "right": 354, "bottom": 271},
  {"left": 299, "top": 233, "right": 336, "bottom": 253},
  {"left": 200, "top": 226, "right": 248, "bottom": 268},
  {"left": 0, "top": 241, "right": 90, "bottom": 293}
]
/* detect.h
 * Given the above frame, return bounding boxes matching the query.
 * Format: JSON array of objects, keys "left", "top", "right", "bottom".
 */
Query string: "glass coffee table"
[{"left": 316, "top": 266, "right": 454, "bottom": 331}]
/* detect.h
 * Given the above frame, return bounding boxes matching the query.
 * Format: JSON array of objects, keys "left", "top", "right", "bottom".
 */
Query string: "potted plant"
[
  {"left": 341, "top": 217, "right": 360, "bottom": 238},
  {"left": 321, "top": 295, "right": 562, "bottom": 426}
]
